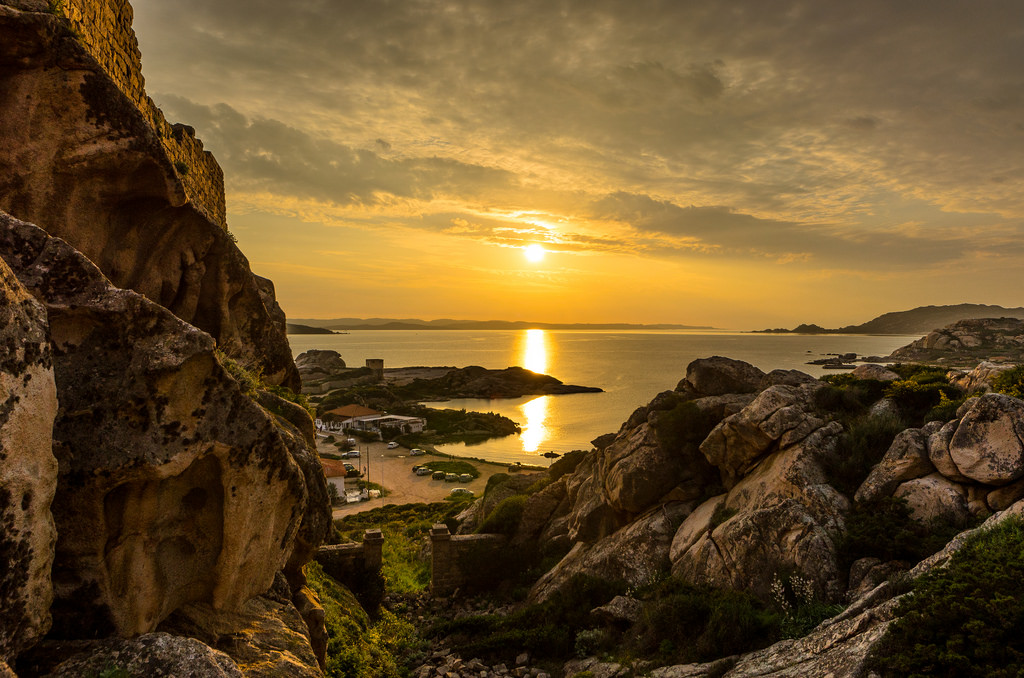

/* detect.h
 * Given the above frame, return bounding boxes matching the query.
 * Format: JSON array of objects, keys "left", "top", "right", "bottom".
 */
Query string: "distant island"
[
  {"left": 755, "top": 303, "right": 1024, "bottom": 335},
  {"left": 286, "top": 323, "right": 338, "bottom": 335},
  {"left": 289, "top": 317, "right": 714, "bottom": 331}
]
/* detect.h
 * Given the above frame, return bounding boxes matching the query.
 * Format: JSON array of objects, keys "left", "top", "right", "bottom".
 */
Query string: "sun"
[{"left": 523, "top": 244, "right": 546, "bottom": 262}]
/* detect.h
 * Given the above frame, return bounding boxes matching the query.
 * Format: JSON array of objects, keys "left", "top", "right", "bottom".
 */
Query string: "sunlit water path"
[{"left": 289, "top": 330, "right": 916, "bottom": 465}]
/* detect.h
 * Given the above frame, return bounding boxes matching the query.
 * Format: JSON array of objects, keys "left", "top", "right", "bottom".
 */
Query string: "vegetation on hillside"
[{"left": 867, "top": 517, "right": 1024, "bottom": 676}]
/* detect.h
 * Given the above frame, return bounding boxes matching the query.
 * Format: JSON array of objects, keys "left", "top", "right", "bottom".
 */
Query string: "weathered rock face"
[
  {"left": 699, "top": 383, "right": 828, "bottom": 489},
  {"left": 894, "top": 473, "right": 970, "bottom": 524},
  {"left": 850, "top": 363, "right": 900, "bottom": 381},
  {"left": 158, "top": 574, "right": 323, "bottom": 678},
  {"left": 530, "top": 503, "right": 692, "bottom": 603},
  {"left": 888, "top": 317, "right": 1024, "bottom": 366},
  {"left": 949, "top": 361, "right": 1015, "bottom": 394},
  {"left": 672, "top": 423, "right": 848, "bottom": 599},
  {"left": 44, "top": 633, "right": 243, "bottom": 677},
  {"left": 855, "top": 426, "right": 937, "bottom": 504},
  {"left": 948, "top": 393, "right": 1024, "bottom": 485},
  {"left": 0, "top": 212, "right": 323, "bottom": 639},
  {"left": 0, "top": 257, "right": 58, "bottom": 661},
  {"left": 295, "top": 350, "right": 348, "bottom": 382},
  {"left": 0, "top": 4, "right": 299, "bottom": 389},
  {"left": 677, "top": 356, "right": 766, "bottom": 397}
]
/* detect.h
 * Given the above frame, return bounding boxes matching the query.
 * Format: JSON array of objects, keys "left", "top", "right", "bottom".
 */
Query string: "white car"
[
  {"left": 387, "top": 441, "right": 400, "bottom": 449},
  {"left": 409, "top": 448, "right": 425, "bottom": 456}
]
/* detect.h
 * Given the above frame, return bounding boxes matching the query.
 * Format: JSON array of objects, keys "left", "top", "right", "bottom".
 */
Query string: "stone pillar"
[
  {"left": 362, "top": 529, "right": 384, "bottom": 572},
  {"left": 430, "top": 524, "right": 456, "bottom": 597},
  {"left": 365, "top": 359, "right": 384, "bottom": 382}
]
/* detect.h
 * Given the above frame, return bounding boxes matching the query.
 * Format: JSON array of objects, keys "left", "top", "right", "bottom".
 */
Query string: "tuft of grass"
[{"left": 477, "top": 494, "right": 528, "bottom": 536}]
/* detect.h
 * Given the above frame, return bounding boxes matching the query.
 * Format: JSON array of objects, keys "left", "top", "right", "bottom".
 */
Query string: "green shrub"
[
  {"left": 427, "top": 574, "right": 624, "bottom": 663},
  {"left": 884, "top": 380, "right": 961, "bottom": 423},
  {"left": 306, "top": 561, "right": 421, "bottom": 678},
  {"left": 628, "top": 577, "right": 780, "bottom": 664},
  {"left": 838, "top": 496, "right": 978, "bottom": 570},
  {"left": 993, "top": 365, "right": 1024, "bottom": 398},
  {"left": 866, "top": 517, "right": 1024, "bottom": 677},
  {"left": 477, "top": 495, "right": 528, "bottom": 535},
  {"left": 822, "top": 414, "right": 906, "bottom": 497}
]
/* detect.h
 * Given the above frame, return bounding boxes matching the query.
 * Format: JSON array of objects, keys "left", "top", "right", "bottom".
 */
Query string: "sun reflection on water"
[
  {"left": 519, "top": 329, "right": 550, "bottom": 453},
  {"left": 519, "top": 395, "right": 550, "bottom": 453}
]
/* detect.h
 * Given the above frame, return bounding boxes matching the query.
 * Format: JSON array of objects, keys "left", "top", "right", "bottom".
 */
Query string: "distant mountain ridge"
[
  {"left": 289, "top": 318, "right": 714, "bottom": 331},
  {"left": 758, "top": 304, "right": 1024, "bottom": 335}
]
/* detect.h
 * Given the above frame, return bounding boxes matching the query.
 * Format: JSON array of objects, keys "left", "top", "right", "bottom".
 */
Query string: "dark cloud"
[{"left": 131, "top": 0, "right": 1024, "bottom": 281}]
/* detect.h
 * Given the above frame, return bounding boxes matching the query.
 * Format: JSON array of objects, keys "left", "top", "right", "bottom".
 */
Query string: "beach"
[{"left": 318, "top": 437, "right": 526, "bottom": 518}]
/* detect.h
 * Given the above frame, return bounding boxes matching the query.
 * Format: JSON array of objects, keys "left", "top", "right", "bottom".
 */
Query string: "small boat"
[{"left": 542, "top": 451, "right": 560, "bottom": 458}]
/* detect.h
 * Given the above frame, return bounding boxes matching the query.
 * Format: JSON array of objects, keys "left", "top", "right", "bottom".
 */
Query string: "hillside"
[{"left": 758, "top": 303, "right": 1024, "bottom": 335}]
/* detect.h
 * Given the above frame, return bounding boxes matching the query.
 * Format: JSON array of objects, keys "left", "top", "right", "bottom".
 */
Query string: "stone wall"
[
  {"left": 54, "top": 0, "right": 227, "bottom": 228},
  {"left": 429, "top": 524, "right": 508, "bottom": 596},
  {"left": 315, "top": 530, "right": 384, "bottom": 592}
]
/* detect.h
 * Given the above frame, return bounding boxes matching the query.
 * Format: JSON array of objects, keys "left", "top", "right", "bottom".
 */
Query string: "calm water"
[{"left": 288, "top": 330, "right": 916, "bottom": 465}]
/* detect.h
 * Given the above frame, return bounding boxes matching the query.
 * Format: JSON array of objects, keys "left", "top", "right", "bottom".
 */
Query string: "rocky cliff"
[
  {"left": 0, "top": 1, "right": 298, "bottom": 389},
  {"left": 887, "top": 317, "right": 1024, "bottom": 366},
  {"left": 0, "top": 2, "right": 330, "bottom": 675}
]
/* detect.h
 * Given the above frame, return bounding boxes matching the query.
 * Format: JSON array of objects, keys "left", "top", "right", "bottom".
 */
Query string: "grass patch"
[
  {"left": 334, "top": 500, "right": 473, "bottom": 594},
  {"left": 423, "top": 460, "right": 480, "bottom": 478},
  {"left": 866, "top": 517, "right": 1024, "bottom": 677},
  {"left": 477, "top": 495, "right": 528, "bottom": 535},
  {"left": 306, "top": 561, "right": 422, "bottom": 677}
]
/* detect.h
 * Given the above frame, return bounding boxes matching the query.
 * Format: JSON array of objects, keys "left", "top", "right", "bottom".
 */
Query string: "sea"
[{"left": 288, "top": 330, "right": 917, "bottom": 466}]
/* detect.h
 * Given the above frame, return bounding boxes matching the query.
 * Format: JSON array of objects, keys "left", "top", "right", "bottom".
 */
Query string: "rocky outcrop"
[
  {"left": 854, "top": 425, "right": 937, "bottom": 504},
  {"left": 0, "top": 3, "right": 298, "bottom": 389},
  {"left": 0, "top": 257, "right": 58, "bottom": 661},
  {"left": 677, "top": 356, "right": 765, "bottom": 397},
  {"left": 1, "top": 212, "right": 327, "bottom": 650},
  {"left": 888, "top": 317, "right": 1024, "bottom": 366},
  {"left": 530, "top": 503, "right": 692, "bottom": 603},
  {"left": 44, "top": 633, "right": 244, "bottom": 678},
  {"left": 948, "top": 361, "right": 1015, "bottom": 394},
  {"left": 699, "top": 383, "right": 829, "bottom": 489},
  {"left": 295, "top": 350, "right": 347, "bottom": 383},
  {"left": 947, "top": 393, "right": 1024, "bottom": 485},
  {"left": 850, "top": 364, "right": 899, "bottom": 381}
]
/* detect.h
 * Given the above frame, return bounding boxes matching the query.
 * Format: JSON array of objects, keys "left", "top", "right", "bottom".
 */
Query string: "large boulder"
[
  {"left": 854, "top": 426, "right": 937, "bottom": 504},
  {"left": 0, "top": 6, "right": 298, "bottom": 389},
  {"left": 850, "top": 364, "right": 900, "bottom": 381},
  {"left": 700, "top": 383, "right": 828, "bottom": 488},
  {"left": 0, "top": 213, "right": 324, "bottom": 638},
  {"left": 295, "top": 350, "right": 347, "bottom": 381},
  {"left": 44, "top": 633, "right": 243, "bottom": 677},
  {"left": 529, "top": 502, "right": 692, "bottom": 603},
  {"left": 677, "top": 357, "right": 766, "bottom": 396},
  {"left": 0, "top": 257, "right": 58, "bottom": 661},
  {"left": 894, "top": 474, "right": 970, "bottom": 525},
  {"left": 948, "top": 393, "right": 1024, "bottom": 485},
  {"left": 672, "top": 422, "right": 848, "bottom": 599},
  {"left": 948, "top": 361, "right": 1015, "bottom": 394}
]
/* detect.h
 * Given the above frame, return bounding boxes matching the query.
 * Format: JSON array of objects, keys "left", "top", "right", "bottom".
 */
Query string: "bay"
[{"left": 288, "top": 330, "right": 917, "bottom": 465}]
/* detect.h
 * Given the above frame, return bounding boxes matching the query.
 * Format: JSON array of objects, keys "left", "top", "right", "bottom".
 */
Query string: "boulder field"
[{"left": 461, "top": 356, "right": 1024, "bottom": 676}]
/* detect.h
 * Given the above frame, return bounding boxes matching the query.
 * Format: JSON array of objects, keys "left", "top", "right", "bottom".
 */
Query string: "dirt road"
[{"left": 318, "top": 438, "right": 517, "bottom": 518}]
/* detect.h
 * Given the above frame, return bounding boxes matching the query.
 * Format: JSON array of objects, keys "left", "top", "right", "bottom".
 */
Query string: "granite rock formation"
[
  {"left": 0, "top": 2, "right": 298, "bottom": 389},
  {"left": 0, "top": 257, "right": 58, "bottom": 662},
  {"left": 888, "top": 317, "right": 1024, "bottom": 366}
]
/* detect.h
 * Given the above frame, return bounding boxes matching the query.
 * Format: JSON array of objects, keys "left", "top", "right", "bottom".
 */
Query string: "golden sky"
[{"left": 130, "top": 1, "right": 1024, "bottom": 329}]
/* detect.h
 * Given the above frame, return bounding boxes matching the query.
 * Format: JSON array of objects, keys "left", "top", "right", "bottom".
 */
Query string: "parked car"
[
  {"left": 410, "top": 448, "right": 425, "bottom": 456},
  {"left": 450, "top": 488, "right": 474, "bottom": 497},
  {"left": 431, "top": 470, "right": 446, "bottom": 480},
  {"left": 342, "top": 462, "right": 362, "bottom": 478},
  {"left": 346, "top": 438, "right": 357, "bottom": 445},
  {"left": 416, "top": 466, "right": 434, "bottom": 476},
  {"left": 459, "top": 473, "right": 473, "bottom": 483},
  {"left": 444, "top": 473, "right": 459, "bottom": 483},
  {"left": 387, "top": 441, "right": 400, "bottom": 449},
  {"left": 340, "top": 450, "right": 360, "bottom": 458}
]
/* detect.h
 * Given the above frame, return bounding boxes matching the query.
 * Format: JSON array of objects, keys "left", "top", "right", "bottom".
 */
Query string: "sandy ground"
[{"left": 318, "top": 437, "right": 519, "bottom": 518}]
